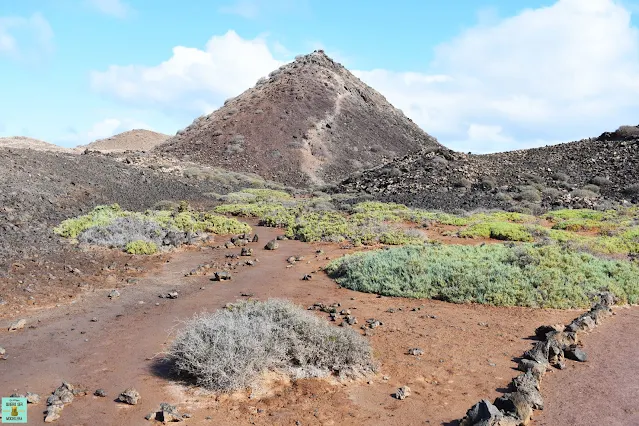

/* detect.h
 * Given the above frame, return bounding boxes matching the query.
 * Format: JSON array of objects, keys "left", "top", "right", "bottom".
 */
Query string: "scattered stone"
[
  {"left": 225, "top": 241, "right": 235, "bottom": 249},
  {"left": 0, "top": 346, "right": 5, "bottom": 355},
  {"left": 94, "top": 389, "right": 107, "bottom": 397},
  {"left": 252, "top": 234, "right": 259, "bottom": 243},
  {"left": 276, "top": 235, "right": 288, "bottom": 240},
  {"left": 108, "top": 290, "right": 120, "bottom": 299},
  {"left": 394, "top": 386, "right": 411, "bottom": 400},
  {"left": 264, "top": 240, "right": 279, "bottom": 250},
  {"left": 44, "top": 404, "right": 63, "bottom": 423},
  {"left": 166, "top": 291, "right": 179, "bottom": 299},
  {"left": 494, "top": 392, "right": 533, "bottom": 426},
  {"left": 235, "top": 239, "right": 248, "bottom": 247},
  {"left": 362, "top": 318, "right": 383, "bottom": 329},
  {"left": 460, "top": 399, "right": 505, "bottom": 426},
  {"left": 47, "top": 382, "right": 75, "bottom": 407},
  {"left": 565, "top": 346, "right": 587, "bottom": 362},
  {"left": 146, "top": 402, "right": 183, "bottom": 422},
  {"left": 26, "top": 391, "right": 40, "bottom": 404},
  {"left": 302, "top": 274, "right": 312, "bottom": 280},
  {"left": 512, "top": 371, "right": 544, "bottom": 410},
  {"left": 287, "top": 256, "right": 297, "bottom": 264},
  {"left": 240, "top": 247, "right": 253, "bottom": 256},
  {"left": 117, "top": 388, "right": 140, "bottom": 405},
  {"left": 407, "top": 348, "right": 424, "bottom": 356},
  {"left": 8, "top": 319, "right": 26, "bottom": 331},
  {"left": 90, "top": 317, "right": 98, "bottom": 322},
  {"left": 212, "top": 271, "right": 232, "bottom": 281}
]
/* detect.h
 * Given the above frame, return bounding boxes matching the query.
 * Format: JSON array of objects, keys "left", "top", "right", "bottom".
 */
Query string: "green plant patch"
[
  {"left": 459, "top": 222, "right": 534, "bottom": 242},
  {"left": 125, "top": 240, "right": 158, "bottom": 255},
  {"left": 325, "top": 243, "right": 639, "bottom": 308},
  {"left": 53, "top": 203, "right": 128, "bottom": 238}
]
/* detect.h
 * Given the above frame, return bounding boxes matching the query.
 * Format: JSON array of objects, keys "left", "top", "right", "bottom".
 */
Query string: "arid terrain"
[
  {"left": 78, "top": 129, "right": 170, "bottom": 153},
  {"left": 1, "top": 50, "right": 637, "bottom": 426}
]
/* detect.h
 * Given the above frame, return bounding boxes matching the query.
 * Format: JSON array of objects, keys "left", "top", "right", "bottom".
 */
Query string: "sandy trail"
[
  {"left": 0, "top": 224, "right": 608, "bottom": 425},
  {"left": 533, "top": 306, "right": 639, "bottom": 426}
]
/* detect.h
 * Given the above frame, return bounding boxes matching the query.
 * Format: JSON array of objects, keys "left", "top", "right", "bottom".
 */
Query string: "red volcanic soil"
[{"left": 0, "top": 223, "right": 625, "bottom": 426}]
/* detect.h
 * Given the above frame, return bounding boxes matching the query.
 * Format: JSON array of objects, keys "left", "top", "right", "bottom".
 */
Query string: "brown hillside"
[
  {"left": 79, "top": 129, "right": 170, "bottom": 152},
  {"left": 0, "top": 136, "right": 74, "bottom": 153},
  {"left": 155, "top": 50, "right": 440, "bottom": 187}
]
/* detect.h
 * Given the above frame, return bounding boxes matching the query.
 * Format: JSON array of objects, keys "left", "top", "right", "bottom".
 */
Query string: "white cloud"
[
  {"left": 56, "top": 118, "right": 151, "bottom": 146},
  {"left": 91, "top": 30, "right": 285, "bottom": 114},
  {"left": 86, "top": 0, "right": 132, "bottom": 18},
  {"left": 88, "top": 1, "right": 639, "bottom": 153},
  {"left": 355, "top": 0, "right": 639, "bottom": 152},
  {"left": 0, "top": 12, "right": 53, "bottom": 61}
]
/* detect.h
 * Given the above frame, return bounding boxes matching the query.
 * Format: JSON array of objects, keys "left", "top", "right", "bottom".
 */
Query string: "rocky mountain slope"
[
  {"left": 78, "top": 129, "right": 169, "bottom": 152},
  {"left": 0, "top": 136, "right": 74, "bottom": 153},
  {"left": 0, "top": 148, "right": 279, "bottom": 274},
  {"left": 155, "top": 50, "right": 440, "bottom": 187},
  {"left": 334, "top": 129, "right": 639, "bottom": 212}
]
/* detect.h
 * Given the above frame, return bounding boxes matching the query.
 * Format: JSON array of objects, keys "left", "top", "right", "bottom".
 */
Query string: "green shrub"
[
  {"left": 53, "top": 204, "right": 126, "bottom": 238},
  {"left": 125, "top": 240, "right": 158, "bottom": 255},
  {"left": 325, "top": 244, "right": 639, "bottom": 308},
  {"left": 459, "top": 222, "right": 534, "bottom": 242}
]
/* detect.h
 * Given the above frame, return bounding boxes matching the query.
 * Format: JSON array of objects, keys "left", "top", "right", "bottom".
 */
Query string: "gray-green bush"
[
  {"left": 167, "top": 299, "right": 376, "bottom": 392},
  {"left": 325, "top": 243, "right": 639, "bottom": 308}
]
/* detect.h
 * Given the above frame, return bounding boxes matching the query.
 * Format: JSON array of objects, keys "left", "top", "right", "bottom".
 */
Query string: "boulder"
[
  {"left": 264, "top": 240, "right": 279, "bottom": 250},
  {"left": 565, "top": 346, "right": 587, "bottom": 362},
  {"left": 394, "top": 386, "right": 411, "bottom": 400},
  {"left": 117, "top": 388, "right": 140, "bottom": 405},
  {"left": 44, "top": 404, "right": 63, "bottom": 423},
  {"left": 8, "top": 319, "right": 26, "bottom": 331},
  {"left": 460, "top": 399, "right": 503, "bottom": 426},
  {"left": 494, "top": 392, "right": 533, "bottom": 425},
  {"left": 512, "top": 371, "right": 544, "bottom": 410}
]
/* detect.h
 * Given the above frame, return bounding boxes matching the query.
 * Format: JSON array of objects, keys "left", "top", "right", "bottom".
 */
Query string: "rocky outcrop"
[
  {"left": 335, "top": 134, "right": 639, "bottom": 212},
  {"left": 459, "top": 293, "right": 616, "bottom": 426}
]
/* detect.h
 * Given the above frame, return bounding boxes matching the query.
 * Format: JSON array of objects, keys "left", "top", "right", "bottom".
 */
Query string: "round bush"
[{"left": 168, "top": 299, "right": 376, "bottom": 392}]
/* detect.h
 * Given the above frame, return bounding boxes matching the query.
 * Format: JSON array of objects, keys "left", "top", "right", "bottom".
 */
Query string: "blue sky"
[{"left": 2, "top": 0, "right": 639, "bottom": 152}]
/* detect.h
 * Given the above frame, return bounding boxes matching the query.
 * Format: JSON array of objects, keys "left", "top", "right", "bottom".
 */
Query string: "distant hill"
[
  {"left": 334, "top": 128, "right": 639, "bottom": 212},
  {"left": 0, "top": 136, "right": 74, "bottom": 153},
  {"left": 155, "top": 50, "right": 440, "bottom": 188},
  {"left": 80, "top": 129, "right": 170, "bottom": 152}
]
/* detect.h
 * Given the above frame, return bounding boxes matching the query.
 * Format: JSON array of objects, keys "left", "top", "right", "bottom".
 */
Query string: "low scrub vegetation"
[
  {"left": 325, "top": 244, "right": 639, "bottom": 308},
  {"left": 167, "top": 299, "right": 376, "bottom": 392},
  {"left": 214, "top": 192, "right": 425, "bottom": 245},
  {"left": 54, "top": 203, "right": 251, "bottom": 254}
]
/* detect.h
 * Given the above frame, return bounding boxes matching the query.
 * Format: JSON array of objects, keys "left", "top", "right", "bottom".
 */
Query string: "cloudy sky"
[{"left": 2, "top": 0, "right": 639, "bottom": 152}]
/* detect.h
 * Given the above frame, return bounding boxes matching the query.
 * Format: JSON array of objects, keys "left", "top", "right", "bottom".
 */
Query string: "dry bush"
[{"left": 167, "top": 299, "right": 376, "bottom": 392}]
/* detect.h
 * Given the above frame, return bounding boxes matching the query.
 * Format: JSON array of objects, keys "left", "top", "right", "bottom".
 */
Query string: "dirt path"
[
  {"left": 0, "top": 225, "right": 589, "bottom": 425},
  {"left": 534, "top": 306, "right": 639, "bottom": 426}
]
